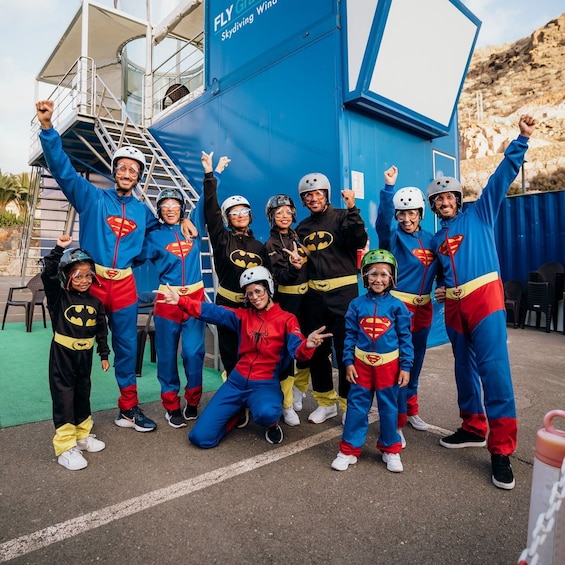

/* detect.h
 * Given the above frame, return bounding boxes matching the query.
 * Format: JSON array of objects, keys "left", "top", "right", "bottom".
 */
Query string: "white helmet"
[
  {"left": 239, "top": 266, "right": 274, "bottom": 296},
  {"left": 298, "top": 172, "right": 331, "bottom": 203},
  {"left": 393, "top": 187, "right": 426, "bottom": 220},
  {"left": 426, "top": 176, "right": 463, "bottom": 212},
  {"left": 221, "top": 195, "right": 252, "bottom": 226},
  {"left": 111, "top": 146, "right": 146, "bottom": 177}
]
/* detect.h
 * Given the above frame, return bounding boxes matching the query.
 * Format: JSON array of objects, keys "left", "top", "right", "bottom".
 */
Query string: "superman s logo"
[
  {"left": 165, "top": 239, "right": 194, "bottom": 259},
  {"left": 360, "top": 316, "right": 392, "bottom": 340},
  {"left": 230, "top": 250, "right": 263, "bottom": 269},
  {"left": 438, "top": 234, "right": 463, "bottom": 257},
  {"left": 304, "top": 231, "right": 333, "bottom": 252},
  {"left": 107, "top": 216, "right": 137, "bottom": 237},
  {"left": 64, "top": 305, "right": 98, "bottom": 327},
  {"left": 412, "top": 248, "right": 435, "bottom": 267}
]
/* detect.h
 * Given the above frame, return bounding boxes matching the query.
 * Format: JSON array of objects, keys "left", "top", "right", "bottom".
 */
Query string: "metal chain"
[{"left": 518, "top": 457, "right": 565, "bottom": 565}]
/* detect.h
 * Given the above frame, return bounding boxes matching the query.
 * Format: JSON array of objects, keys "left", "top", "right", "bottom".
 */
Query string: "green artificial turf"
[{"left": 0, "top": 322, "right": 222, "bottom": 428}]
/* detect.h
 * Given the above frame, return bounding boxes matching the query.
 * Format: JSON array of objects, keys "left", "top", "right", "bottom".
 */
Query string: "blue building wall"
[{"left": 147, "top": 1, "right": 478, "bottom": 348}]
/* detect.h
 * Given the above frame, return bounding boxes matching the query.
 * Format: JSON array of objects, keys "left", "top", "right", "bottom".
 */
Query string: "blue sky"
[{"left": 0, "top": 0, "right": 563, "bottom": 174}]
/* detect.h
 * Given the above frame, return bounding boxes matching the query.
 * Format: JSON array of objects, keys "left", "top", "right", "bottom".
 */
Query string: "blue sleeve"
[
  {"left": 39, "top": 127, "right": 99, "bottom": 212},
  {"left": 474, "top": 135, "right": 529, "bottom": 226},
  {"left": 197, "top": 302, "right": 241, "bottom": 334},
  {"left": 343, "top": 301, "right": 359, "bottom": 367},
  {"left": 376, "top": 184, "right": 395, "bottom": 250}
]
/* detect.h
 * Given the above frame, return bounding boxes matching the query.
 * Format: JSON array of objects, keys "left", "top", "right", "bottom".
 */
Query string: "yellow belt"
[
  {"left": 446, "top": 271, "right": 499, "bottom": 300},
  {"left": 354, "top": 346, "right": 399, "bottom": 366},
  {"left": 308, "top": 274, "right": 358, "bottom": 292},
  {"left": 158, "top": 281, "right": 204, "bottom": 296},
  {"left": 278, "top": 283, "right": 309, "bottom": 295},
  {"left": 390, "top": 290, "right": 431, "bottom": 306},
  {"left": 95, "top": 264, "right": 133, "bottom": 281},
  {"left": 217, "top": 285, "right": 245, "bottom": 304},
  {"left": 54, "top": 332, "right": 95, "bottom": 351}
]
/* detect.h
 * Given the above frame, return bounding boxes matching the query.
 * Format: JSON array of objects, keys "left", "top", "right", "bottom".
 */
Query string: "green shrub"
[{"left": 0, "top": 210, "right": 24, "bottom": 227}]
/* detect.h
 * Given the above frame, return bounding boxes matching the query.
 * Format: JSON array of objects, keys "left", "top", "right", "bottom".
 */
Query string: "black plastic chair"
[
  {"left": 136, "top": 294, "right": 156, "bottom": 378},
  {"left": 537, "top": 262, "right": 564, "bottom": 331},
  {"left": 1, "top": 273, "right": 47, "bottom": 332},
  {"left": 504, "top": 280, "right": 525, "bottom": 328},
  {"left": 522, "top": 281, "right": 552, "bottom": 333}
]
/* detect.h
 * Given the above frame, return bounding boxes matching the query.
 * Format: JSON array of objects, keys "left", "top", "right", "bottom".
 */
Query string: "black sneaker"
[
  {"left": 265, "top": 424, "right": 284, "bottom": 444},
  {"left": 115, "top": 405, "right": 157, "bottom": 432},
  {"left": 166, "top": 409, "right": 187, "bottom": 429},
  {"left": 236, "top": 408, "right": 250, "bottom": 429},
  {"left": 491, "top": 454, "right": 515, "bottom": 490},
  {"left": 439, "top": 428, "right": 486, "bottom": 449},
  {"left": 182, "top": 404, "right": 198, "bottom": 421}
]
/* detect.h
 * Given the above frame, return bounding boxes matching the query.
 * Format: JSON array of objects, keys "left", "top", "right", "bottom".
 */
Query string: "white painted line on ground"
[
  {"left": 0, "top": 416, "right": 451, "bottom": 562},
  {"left": 0, "top": 423, "right": 346, "bottom": 562}
]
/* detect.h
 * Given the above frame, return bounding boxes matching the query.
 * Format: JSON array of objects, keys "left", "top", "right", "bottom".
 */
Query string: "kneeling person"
[{"left": 157, "top": 267, "right": 331, "bottom": 447}]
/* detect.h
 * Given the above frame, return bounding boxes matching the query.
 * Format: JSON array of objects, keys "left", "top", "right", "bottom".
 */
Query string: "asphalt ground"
[{"left": 1, "top": 276, "right": 565, "bottom": 564}]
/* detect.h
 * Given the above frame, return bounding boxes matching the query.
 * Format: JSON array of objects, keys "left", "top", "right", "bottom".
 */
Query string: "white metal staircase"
[{"left": 24, "top": 56, "right": 221, "bottom": 368}]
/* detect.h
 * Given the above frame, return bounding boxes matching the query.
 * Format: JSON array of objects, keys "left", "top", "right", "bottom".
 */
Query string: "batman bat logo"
[
  {"left": 165, "top": 240, "right": 194, "bottom": 259},
  {"left": 438, "top": 234, "right": 464, "bottom": 257},
  {"left": 107, "top": 216, "right": 137, "bottom": 237},
  {"left": 303, "top": 231, "right": 333, "bottom": 252},
  {"left": 64, "top": 305, "right": 98, "bottom": 327},
  {"left": 230, "top": 250, "right": 263, "bottom": 269},
  {"left": 412, "top": 248, "right": 436, "bottom": 267},
  {"left": 360, "top": 316, "right": 392, "bottom": 339},
  {"left": 69, "top": 341, "right": 93, "bottom": 351}
]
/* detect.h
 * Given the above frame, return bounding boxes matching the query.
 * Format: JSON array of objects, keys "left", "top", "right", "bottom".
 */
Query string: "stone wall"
[{"left": 0, "top": 227, "right": 42, "bottom": 277}]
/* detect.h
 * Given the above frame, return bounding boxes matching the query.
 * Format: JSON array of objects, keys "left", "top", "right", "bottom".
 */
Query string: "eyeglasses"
[
  {"left": 160, "top": 204, "right": 182, "bottom": 210},
  {"left": 244, "top": 287, "right": 267, "bottom": 300},
  {"left": 274, "top": 208, "right": 294, "bottom": 218},
  {"left": 395, "top": 210, "right": 420, "bottom": 220},
  {"left": 71, "top": 272, "right": 94, "bottom": 282},
  {"left": 432, "top": 192, "right": 456, "bottom": 204},
  {"left": 303, "top": 190, "right": 326, "bottom": 202},
  {"left": 115, "top": 163, "right": 140, "bottom": 176},
  {"left": 228, "top": 208, "right": 251, "bottom": 218}
]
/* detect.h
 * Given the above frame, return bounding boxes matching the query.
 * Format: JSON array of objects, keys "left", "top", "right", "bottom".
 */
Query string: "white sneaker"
[
  {"left": 407, "top": 414, "right": 429, "bottom": 431},
  {"left": 308, "top": 404, "right": 338, "bottom": 424},
  {"left": 397, "top": 428, "right": 407, "bottom": 449},
  {"left": 331, "top": 452, "right": 358, "bottom": 471},
  {"left": 292, "top": 386, "right": 306, "bottom": 411},
  {"left": 77, "top": 434, "right": 106, "bottom": 452},
  {"left": 282, "top": 407, "right": 300, "bottom": 426},
  {"left": 58, "top": 447, "right": 88, "bottom": 471},
  {"left": 382, "top": 452, "right": 403, "bottom": 473}
]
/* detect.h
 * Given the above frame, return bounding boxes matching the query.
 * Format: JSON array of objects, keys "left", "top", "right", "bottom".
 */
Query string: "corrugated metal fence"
[{"left": 495, "top": 191, "right": 565, "bottom": 283}]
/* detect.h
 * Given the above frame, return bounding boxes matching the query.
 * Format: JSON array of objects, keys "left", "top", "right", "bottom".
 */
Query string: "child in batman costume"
[{"left": 42, "top": 236, "right": 110, "bottom": 471}]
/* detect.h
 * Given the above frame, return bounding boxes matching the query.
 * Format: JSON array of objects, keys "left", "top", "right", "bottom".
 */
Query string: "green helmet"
[{"left": 361, "top": 249, "right": 397, "bottom": 288}]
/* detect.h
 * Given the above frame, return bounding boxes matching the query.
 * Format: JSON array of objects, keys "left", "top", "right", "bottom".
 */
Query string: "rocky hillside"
[{"left": 458, "top": 13, "right": 565, "bottom": 198}]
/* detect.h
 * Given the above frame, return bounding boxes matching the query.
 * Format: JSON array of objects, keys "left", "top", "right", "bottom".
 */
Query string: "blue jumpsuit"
[
  {"left": 180, "top": 299, "right": 315, "bottom": 448},
  {"left": 40, "top": 127, "right": 159, "bottom": 411},
  {"left": 339, "top": 291, "right": 413, "bottom": 456},
  {"left": 430, "top": 135, "right": 530, "bottom": 456},
  {"left": 376, "top": 185, "right": 438, "bottom": 423},
  {"left": 136, "top": 198, "right": 206, "bottom": 413}
]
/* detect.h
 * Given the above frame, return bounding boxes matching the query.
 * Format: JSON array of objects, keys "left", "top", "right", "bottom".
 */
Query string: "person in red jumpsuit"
[{"left": 157, "top": 266, "right": 330, "bottom": 448}]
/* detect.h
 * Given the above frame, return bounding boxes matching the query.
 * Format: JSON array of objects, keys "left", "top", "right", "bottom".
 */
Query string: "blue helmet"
[{"left": 58, "top": 247, "right": 96, "bottom": 289}]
